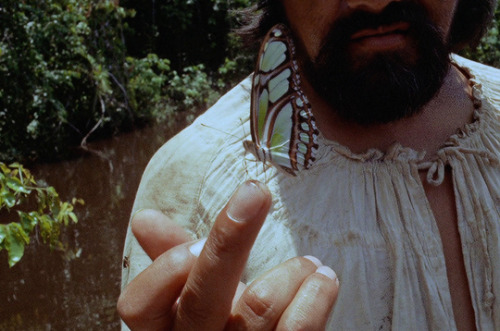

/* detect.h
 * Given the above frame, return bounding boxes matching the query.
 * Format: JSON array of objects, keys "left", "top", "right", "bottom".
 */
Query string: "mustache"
[{"left": 321, "top": 1, "right": 437, "bottom": 46}]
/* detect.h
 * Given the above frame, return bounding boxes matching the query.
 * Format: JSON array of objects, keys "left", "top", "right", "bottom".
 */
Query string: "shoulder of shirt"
[
  {"left": 143, "top": 73, "right": 252, "bottom": 177},
  {"left": 452, "top": 54, "right": 500, "bottom": 111},
  {"left": 159, "top": 73, "right": 252, "bottom": 163},
  {"left": 130, "top": 75, "right": 253, "bottom": 223}
]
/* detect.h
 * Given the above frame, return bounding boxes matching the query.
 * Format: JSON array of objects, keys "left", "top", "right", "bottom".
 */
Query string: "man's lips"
[
  {"left": 349, "top": 22, "right": 411, "bottom": 51},
  {"left": 350, "top": 22, "right": 410, "bottom": 41}
]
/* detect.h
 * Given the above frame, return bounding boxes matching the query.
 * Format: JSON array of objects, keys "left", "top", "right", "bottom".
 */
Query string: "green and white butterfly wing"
[
  {"left": 267, "top": 102, "right": 295, "bottom": 169},
  {"left": 245, "top": 24, "right": 319, "bottom": 176},
  {"left": 260, "top": 40, "right": 287, "bottom": 72}
]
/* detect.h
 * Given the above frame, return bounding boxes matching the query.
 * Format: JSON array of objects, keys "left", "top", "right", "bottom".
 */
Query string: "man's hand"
[{"left": 117, "top": 180, "right": 339, "bottom": 330}]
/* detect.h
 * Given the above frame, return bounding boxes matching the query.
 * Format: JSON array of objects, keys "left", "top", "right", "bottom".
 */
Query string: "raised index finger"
[{"left": 174, "top": 180, "right": 271, "bottom": 330}]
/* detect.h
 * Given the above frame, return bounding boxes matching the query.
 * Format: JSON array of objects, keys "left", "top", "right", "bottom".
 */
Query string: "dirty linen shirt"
[{"left": 121, "top": 55, "right": 500, "bottom": 330}]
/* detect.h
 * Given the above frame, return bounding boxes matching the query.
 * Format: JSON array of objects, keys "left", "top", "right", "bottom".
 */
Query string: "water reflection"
[{"left": 0, "top": 119, "right": 191, "bottom": 330}]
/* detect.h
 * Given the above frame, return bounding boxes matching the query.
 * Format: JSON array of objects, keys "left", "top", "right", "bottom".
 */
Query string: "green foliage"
[
  {"left": 0, "top": 0, "right": 256, "bottom": 162},
  {"left": 0, "top": 0, "right": 122, "bottom": 161},
  {"left": 0, "top": 0, "right": 157, "bottom": 162},
  {"left": 125, "top": 55, "right": 223, "bottom": 123},
  {"left": 0, "top": 162, "right": 83, "bottom": 267},
  {"left": 461, "top": 2, "right": 500, "bottom": 67},
  {"left": 125, "top": 54, "right": 172, "bottom": 119},
  {"left": 167, "top": 64, "right": 220, "bottom": 113}
]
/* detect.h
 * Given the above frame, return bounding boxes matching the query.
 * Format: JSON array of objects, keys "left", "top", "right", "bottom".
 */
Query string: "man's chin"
[
  {"left": 313, "top": 63, "right": 447, "bottom": 125},
  {"left": 307, "top": 43, "right": 449, "bottom": 125},
  {"left": 347, "top": 40, "right": 419, "bottom": 72}
]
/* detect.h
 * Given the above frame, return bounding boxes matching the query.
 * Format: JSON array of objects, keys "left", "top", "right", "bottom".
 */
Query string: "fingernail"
[
  {"left": 189, "top": 238, "right": 207, "bottom": 257},
  {"left": 316, "top": 266, "right": 340, "bottom": 286},
  {"left": 131, "top": 208, "right": 145, "bottom": 220},
  {"left": 304, "top": 255, "right": 323, "bottom": 268},
  {"left": 227, "top": 181, "right": 268, "bottom": 222}
]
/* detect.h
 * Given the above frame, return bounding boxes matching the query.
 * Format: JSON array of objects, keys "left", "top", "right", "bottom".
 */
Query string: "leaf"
[
  {"left": 0, "top": 223, "right": 29, "bottom": 267},
  {"left": 0, "top": 226, "right": 6, "bottom": 245},
  {"left": 0, "top": 163, "right": 11, "bottom": 174},
  {"left": 36, "top": 189, "right": 48, "bottom": 211},
  {"left": 6, "top": 177, "right": 31, "bottom": 194},
  {"left": 72, "top": 198, "right": 85, "bottom": 206},
  {"left": 68, "top": 212, "right": 78, "bottom": 224},
  {"left": 7, "top": 234, "right": 25, "bottom": 267},
  {"left": 1, "top": 190, "right": 17, "bottom": 208},
  {"left": 18, "top": 211, "right": 38, "bottom": 232}
]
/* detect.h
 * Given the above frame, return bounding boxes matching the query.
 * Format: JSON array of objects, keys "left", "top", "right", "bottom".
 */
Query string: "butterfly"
[{"left": 243, "top": 24, "right": 319, "bottom": 176}]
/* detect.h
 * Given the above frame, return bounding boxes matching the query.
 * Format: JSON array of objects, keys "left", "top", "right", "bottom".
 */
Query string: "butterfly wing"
[{"left": 246, "top": 24, "right": 319, "bottom": 176}]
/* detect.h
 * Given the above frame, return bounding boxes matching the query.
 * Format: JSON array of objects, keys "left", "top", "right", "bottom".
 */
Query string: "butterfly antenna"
[
  {"left": 263, "top": 162, "right": 267, "bottom": 183},
  {"left": 200, "top": 123, "right": 241, "bottom": 140}
]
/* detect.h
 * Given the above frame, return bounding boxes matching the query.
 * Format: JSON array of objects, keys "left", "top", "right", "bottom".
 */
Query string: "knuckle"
[
  {"left": 206, "top": 224, "right": 243, "bottom": 258},
  {"left": 278, "top": 319, "right": 315, "bottom": 331},
  {"left": 240, "top": 286, "right": 278, "bottom": 321},
  {"left": 177, "top": 288, "right": 214, "bottom": 324},
  {"left": 276, "top": 304, "right": 322, "bottom": 331},
  {"left": 116, "top": 293, "right": 130, "bottom": 318},
  {"left": 177, "top": 280, "right": 227, "bottom": 326},
  {"left": 116, "top": 290, "right": 142, "bottom": 324}
]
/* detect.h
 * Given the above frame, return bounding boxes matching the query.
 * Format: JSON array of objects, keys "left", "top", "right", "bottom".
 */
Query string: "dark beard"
[{"left": 303, "top": 1, "right": 451, "bottom": 125}]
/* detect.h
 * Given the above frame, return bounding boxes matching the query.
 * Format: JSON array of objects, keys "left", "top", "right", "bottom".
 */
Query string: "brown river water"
[{"left": 0, "top": 119, "right": 192, "bottom": 330}]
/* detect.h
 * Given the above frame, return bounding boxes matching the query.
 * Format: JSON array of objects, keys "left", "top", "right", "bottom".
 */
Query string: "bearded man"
[{"left": 118, "top": 0, "right": 500, "bottom": 330}]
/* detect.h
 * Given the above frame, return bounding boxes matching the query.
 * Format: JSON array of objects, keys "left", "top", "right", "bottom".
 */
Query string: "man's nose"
[{"left": 345, "top": 0, "right": 401, "bottom": 13}]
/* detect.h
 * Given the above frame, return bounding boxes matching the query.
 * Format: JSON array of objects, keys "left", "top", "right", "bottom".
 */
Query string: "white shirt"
[{"left": 121, "top": 55, "right": 500, "bottom": 330}]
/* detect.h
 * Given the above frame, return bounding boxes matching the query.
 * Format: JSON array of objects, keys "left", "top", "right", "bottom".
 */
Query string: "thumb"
[{"left": 132, "top": 209, "right": 193, "bottom": 260}]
